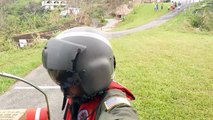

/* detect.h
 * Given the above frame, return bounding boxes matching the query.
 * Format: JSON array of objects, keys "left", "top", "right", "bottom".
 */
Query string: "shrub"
[{"left": 189, "top": 0, "right": 213, "bottom": 31}]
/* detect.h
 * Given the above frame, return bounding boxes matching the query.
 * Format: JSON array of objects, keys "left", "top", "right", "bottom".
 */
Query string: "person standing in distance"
[{"left": 42, "top": 27, "right": 138, "bottom": 120}]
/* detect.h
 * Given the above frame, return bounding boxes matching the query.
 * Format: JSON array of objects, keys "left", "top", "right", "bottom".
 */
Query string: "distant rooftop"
[{"left": 41, "top": 0, "right": 68, "bottom": 10}]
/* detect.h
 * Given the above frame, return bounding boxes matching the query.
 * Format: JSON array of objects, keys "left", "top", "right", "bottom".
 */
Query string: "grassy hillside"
[
  {"left": 112, "top": 3, "right": 170, "bottom": 31},
  {"left": 162, "top": 0, "right": 213, "bottom": 33},
  {"left": 0, "top": 43, "right": 45, "bottom": 93},
  {"left": 111, "top": 1, "right": 213, "bottom": 119},
  {"left": 111, "top": 28, "right": 213, "bottom": 119}
]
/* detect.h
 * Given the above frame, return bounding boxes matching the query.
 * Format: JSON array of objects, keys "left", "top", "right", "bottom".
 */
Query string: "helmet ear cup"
[{"left": 80, "top": 58, "right": 112, "bottom": 96}]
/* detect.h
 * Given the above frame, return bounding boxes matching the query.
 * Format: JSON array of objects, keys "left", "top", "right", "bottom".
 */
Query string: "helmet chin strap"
[
  {"left": 61, "top": 86, "right": 82, "bottom": 111},
  {"left": 61, "top": 94, "right": 67, "bottom": 110}
]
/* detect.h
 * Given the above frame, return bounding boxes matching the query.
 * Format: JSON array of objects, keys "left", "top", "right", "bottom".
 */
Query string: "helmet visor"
[
  {"left": 48, "top": 70, "right": 80, "bottom": 89},
  {"left": 42, "top": 38, "right": 86, "bottom": 71}
]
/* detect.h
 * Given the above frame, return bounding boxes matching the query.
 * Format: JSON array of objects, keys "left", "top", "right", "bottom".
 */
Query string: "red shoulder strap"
[
  {"left": 78, "top": 96, "right": 102, "bottom": 120},
  {"left": 64, "top": 98, "right": 72, "bottom": 120},
  {"left": 108, "top": 80, "right": 135, "bottom": 100}
]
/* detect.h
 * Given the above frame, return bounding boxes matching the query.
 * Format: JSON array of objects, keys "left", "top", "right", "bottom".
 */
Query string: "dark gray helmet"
[{"left": 42, "top": 27, "right": 115, "bottom": 98}]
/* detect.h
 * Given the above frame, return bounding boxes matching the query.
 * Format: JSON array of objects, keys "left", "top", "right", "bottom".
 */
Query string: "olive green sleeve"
[
  {"left": 96, "top": 89, "right": 138, "bottom": 120},
  {"left": 98, "top": 103, "right": 138, "bottom": 120}
]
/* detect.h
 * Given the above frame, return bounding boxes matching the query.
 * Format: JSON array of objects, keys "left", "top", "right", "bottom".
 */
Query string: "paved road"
[
  {"left": 0, "top": 1, "right": 191, "bottom": 119},
  {"left": 0, "top": 66, "right": 64, "bottom": 119}
]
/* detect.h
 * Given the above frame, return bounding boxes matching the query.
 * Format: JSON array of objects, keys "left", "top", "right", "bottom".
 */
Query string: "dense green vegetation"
[
  {"left": 0, "top": 0, "right": 132, "bottom": 52},
  {"left": 0, "top": 0, "right": 74, "bottom": 52}
]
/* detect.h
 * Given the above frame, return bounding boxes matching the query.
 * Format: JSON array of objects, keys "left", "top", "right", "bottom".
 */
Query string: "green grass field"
[
  {"left": 0, "top": 43, "right": 44, "bottom": 93},
  {"left": 111, "top": 11, "right": 213, "bottom": 119},
  {"left": 112, "top": 3, "right": 170, "bottom": 31}
]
